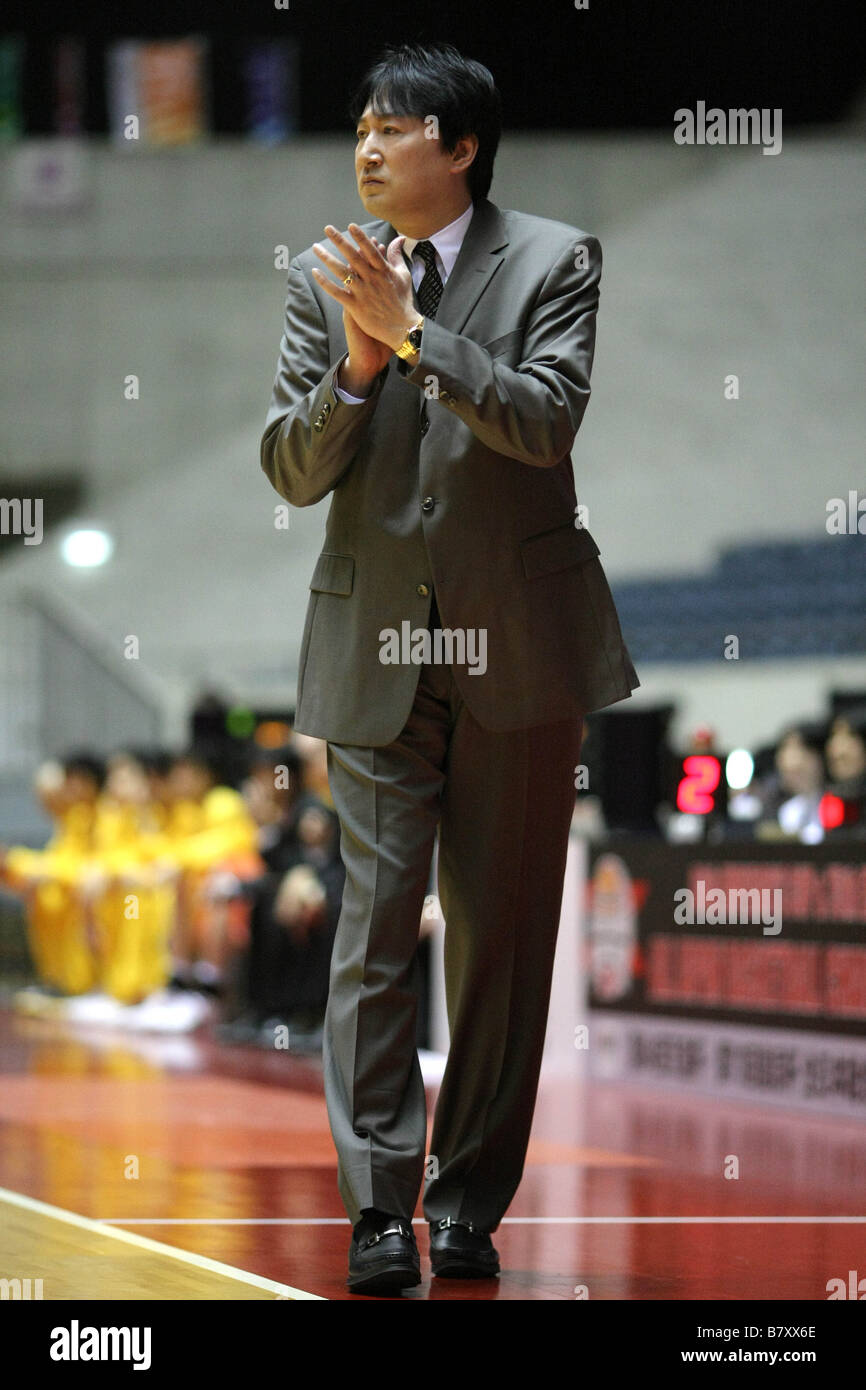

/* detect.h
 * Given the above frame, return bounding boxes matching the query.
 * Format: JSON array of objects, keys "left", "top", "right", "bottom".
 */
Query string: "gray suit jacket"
[{"left": 261, "top": 196, "right": 639, "bottom": 746}]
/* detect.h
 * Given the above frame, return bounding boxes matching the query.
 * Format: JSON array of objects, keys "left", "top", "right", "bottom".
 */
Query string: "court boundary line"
[
  {"left": 0, "top": 1186, "right": 325, "bottom": 1300},
  {"left": 94, "top": 1215, "right": 866, "bottom": 1226}
]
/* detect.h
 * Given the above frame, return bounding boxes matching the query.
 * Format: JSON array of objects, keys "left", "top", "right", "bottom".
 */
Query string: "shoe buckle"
[
  {"left": 360, "top": 1222, "right": 410, "bottom": 1251},
  {"left": 436, "top": 1216, "right": 474, "bottom": 1233}
]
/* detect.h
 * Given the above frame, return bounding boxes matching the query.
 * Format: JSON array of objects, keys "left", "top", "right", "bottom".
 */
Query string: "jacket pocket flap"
[
  {"left": 481, "top": 328, "right": 523, "bottom": 358},
  {"left": 520, "top": 522, "right": 600, "bottom": 579},
  {"left": 310, "top": 551, "right": 354, "bottom": 595}
]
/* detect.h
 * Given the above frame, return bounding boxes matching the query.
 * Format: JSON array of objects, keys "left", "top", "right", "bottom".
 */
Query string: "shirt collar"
[{"left": 400, "top": 201, "right": 475, "bottom": 280}]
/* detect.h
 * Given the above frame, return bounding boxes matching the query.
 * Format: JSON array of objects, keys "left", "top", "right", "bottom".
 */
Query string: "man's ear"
[{"left": 452, "top": 133, "right": 479, "bottom": 172}]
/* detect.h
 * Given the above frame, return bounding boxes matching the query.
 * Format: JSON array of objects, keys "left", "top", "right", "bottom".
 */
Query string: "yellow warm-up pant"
[
  {"left": 92, "top": 879, "right": 176, "bottom": 1004},
  {"left": 26, "top": 880, "right": 96, "bottom": 996}
]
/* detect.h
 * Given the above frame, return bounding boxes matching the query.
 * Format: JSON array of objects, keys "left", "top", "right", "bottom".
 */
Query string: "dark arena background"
[{"left": 0, "top": 0, "right": 863, "bottom": 1356}]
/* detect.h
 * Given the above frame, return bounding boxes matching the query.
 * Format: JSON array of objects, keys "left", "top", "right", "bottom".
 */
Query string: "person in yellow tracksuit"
[
  {"left": 0, "top": 755, "right": 105, "bottom": 996},
  {"left": 161, "top": 751, "right": 259, "bottom": 989},
  {"left": 88, "top": 752, "right": 182, "bottom": 1005}
]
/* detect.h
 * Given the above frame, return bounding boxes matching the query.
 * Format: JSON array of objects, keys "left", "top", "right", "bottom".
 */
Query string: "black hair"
[
  {"left": 348, "top": 40, "right": 501, "bottom": 203},
  {"left": 831, "top": 706, "right": 866, "bottom": 742},
  {"left": 247, "top": 745, "right": 303, "bottom": 781},
  {"left": 777, "top": 720, "right": 829, "bottom": 759},
  {"left": 751, "top": 743, "right": 778, "bottom": 781},
  {"left": 62, "top": 751, "right": 107, "bottom": 790},
  {"left": 133, "top": 747, "right": 174, "bottom": 778},
  {"left": 171, "top": 747, "right": 219, "bottom": 782}
]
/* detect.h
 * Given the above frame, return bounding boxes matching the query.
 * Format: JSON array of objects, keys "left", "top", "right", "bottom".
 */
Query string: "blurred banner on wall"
[
  {"left": 54, "top": 37, "right": 86, "bottom": 135},
  {"left": 242, "top": 39, "right": 298, "bottom": 143},
  {"left": 0, "top": 36, "right": 24, "bottom": 139},
  {"left": 107, "top": 37, "right": 209, "bottom": 146}
]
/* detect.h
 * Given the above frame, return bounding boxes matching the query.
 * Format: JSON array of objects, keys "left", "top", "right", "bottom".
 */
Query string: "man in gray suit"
[{"left": 261, "top": 40, "right": 639, "bottom": 1294}]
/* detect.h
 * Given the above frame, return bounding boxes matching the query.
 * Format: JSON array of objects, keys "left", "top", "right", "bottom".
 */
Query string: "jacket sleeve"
[
  {"left": 260, "top": 258, "right": 389, "bottom": 507},
  {"left": 397, "top": 235, "right": 601, "bottom": 469}
]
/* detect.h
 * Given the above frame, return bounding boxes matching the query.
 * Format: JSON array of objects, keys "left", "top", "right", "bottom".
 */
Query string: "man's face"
[
  {"left": 775, "top": 734, "right": 823, "bottom": 796},
  {"left": 354, "top": 103, "right": 473, "bottom": 229},
  {"left": 106, "top": 756, "right": 149, "bottom": 805},
  {"left": 64, "top": 771, "right": 100, "bottom": 805},
  {"left": 168, "top": 761, "right": 212, "bottom": 803},
  {"left": 826, "top": 720, "right": 866, "bottom": 783}
]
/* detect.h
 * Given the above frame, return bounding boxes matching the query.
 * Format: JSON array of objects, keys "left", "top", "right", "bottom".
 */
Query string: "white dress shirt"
[{"left": 334, "top": 200, "right": 475, "bottom": 403}]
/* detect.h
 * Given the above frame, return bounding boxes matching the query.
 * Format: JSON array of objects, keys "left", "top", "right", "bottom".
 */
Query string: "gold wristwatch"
[{"left": 395, "top": 317, "right": 424, "bottom": 363}]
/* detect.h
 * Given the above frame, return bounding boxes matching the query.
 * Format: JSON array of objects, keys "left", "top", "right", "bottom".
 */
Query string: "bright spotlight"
[
  {"left": 60, "top": 529, "right": 114, "bottom": 568},
  {"left": 725, "top": 748, "right": 754, "bottom": 790}
]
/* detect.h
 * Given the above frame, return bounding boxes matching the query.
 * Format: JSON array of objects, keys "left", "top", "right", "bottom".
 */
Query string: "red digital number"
[{"left": 676, "top": 755, "right": 721, "bottom": 814}]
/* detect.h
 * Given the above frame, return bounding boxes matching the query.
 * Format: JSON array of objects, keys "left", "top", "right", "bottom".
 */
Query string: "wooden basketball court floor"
[{"left": 0, "top": 1005, "right": 863, "bottom": 1301}]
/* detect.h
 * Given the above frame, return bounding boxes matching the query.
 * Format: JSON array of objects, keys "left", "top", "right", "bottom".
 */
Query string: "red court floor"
[{"left": 0, "top": 1004, "right": 863, "bottom": 1300}]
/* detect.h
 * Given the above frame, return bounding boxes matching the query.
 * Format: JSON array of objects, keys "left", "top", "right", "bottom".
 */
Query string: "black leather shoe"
[
  {"left": 429, "top": 1217, "right": 500, "bottom": 1278},
  {"left": 347, "top": 1215, "right": 421, "bottom": 1294}
]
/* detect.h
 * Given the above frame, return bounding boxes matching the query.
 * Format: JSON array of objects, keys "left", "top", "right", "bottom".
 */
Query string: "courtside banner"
[{"left": 585, "top": 842, "right": 866, "bottom": 1115}]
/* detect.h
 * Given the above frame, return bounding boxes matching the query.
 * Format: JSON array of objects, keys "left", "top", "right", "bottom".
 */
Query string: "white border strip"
[
  {"left": 94, "top": 1215, "right": 866, "bottom": 1226},
  {"left": 0, "top": 1187, "right": 325, "bottom": 1299}
]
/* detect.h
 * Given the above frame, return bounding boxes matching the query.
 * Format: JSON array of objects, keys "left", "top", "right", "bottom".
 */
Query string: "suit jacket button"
[
  {"left": 416, "top": 583, "right": 430, "bottom": 597},
  {"left": 421, "top": 496, "right": 435, "bottom": 512},
  {"left": 313, "top": 418, "right": 324, "bottom": 431},
  {"left": 322, "top": 402, "right": 331, "bottom": 416}
]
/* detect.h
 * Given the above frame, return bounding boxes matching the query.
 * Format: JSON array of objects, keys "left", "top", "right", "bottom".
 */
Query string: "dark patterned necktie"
[{"left": 413, "top": 240, "right": 444, "bottom": 319}]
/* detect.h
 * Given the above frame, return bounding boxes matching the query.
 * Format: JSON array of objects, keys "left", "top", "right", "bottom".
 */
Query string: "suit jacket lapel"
[{"left": 381, "top": 198, "right": 510, "bottom": 337}]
